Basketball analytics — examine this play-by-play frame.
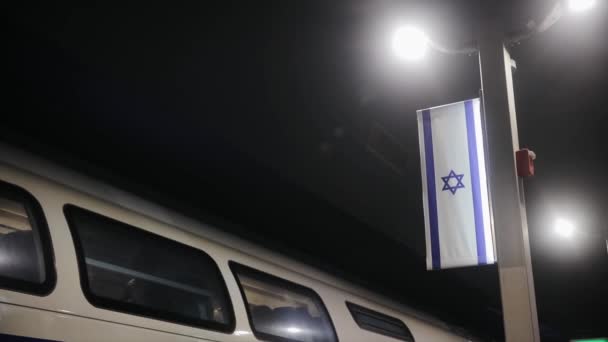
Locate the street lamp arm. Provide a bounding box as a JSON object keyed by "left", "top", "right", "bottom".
{"left": 505, "top": 1, "right": 564, "bottom": 46}
{"left": 536, "top": 2, "right": 564, "bottom": 33}
{"left": 421, "top": 0, "right": 566, "bottom": 56}
{"left": 392, "top": 26, "right": 478, "bottom": 60}
{"left": 394, "top": 0, "right": 596, "bottom": 61}
{"left": 427, "top": 39, "right": 479, "bottom": 56}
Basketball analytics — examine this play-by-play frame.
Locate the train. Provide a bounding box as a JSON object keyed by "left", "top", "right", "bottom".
{"left": 0, "top": 143, "right": 476, "bottom": 341}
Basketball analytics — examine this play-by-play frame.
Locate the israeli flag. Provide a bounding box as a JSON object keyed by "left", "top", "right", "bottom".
{"left": 417, "top": 98, "right": 496, "bottom": 270}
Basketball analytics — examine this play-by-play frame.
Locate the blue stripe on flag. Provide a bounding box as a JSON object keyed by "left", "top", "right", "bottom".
{"left": 464, "top": 100, "right": 487, "bottom": 265}
{"left": 422, "top": 109, "right": 441, "bottom": 270}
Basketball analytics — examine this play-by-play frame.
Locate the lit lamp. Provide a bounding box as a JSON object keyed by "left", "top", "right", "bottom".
{"left": 554, "top": 218, "right": 575, "bottom": 238}
{"left": 391, "top": 26, "right": 429, "bottom": 61}
{"left": 567, "top": 0, "right": 597, "bottom": 13}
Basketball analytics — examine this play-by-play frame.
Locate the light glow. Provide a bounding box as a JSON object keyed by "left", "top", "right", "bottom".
{"left": 286, "top": 327, "right": 302, "bottom": 334}
{"left": 568, "top": 0, "right": 596, "bottom": 13}
{"left": 391, "top": 26, "right": 428, "bottom": 61}
{"left": 555, "top": 218, "right": 575, "bottom": 238}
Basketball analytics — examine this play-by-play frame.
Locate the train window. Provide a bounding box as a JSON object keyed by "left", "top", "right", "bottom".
{"left": 64, "top": 205, "right": 235, "bottom": 333}
{"left": 0, "top": 180, "right": 55, "bottom": 295}
{"left": 230, "top": 262, "right": 338, "bottom": 342}
{"left": 346, "top": 302, "right": 414, "bottom": 341}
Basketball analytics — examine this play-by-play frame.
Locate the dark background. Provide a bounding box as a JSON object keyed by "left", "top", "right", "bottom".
{"left": 4, "top": 1, "right": 607, "bottom": 341}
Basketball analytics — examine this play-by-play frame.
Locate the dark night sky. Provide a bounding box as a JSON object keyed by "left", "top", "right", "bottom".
{"left": 4, "top": 1, "right": 608, "bottom": 341}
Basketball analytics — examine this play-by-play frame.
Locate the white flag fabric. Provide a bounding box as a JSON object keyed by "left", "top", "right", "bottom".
{"left": 417, "top": 98, "right": 496, "bottom": 270}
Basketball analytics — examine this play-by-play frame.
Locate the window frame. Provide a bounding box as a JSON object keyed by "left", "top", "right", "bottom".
{"left": 345, "top": 301, "right": 415, "bottom": 342}
{"left": 0, "top": 179, "right": 56, "bottom": 296}
{"left": 229, "top": 261, "right": 339, "bottom": 342}
{"left": 64, "top": 204, "right": 236, "bottom": 333}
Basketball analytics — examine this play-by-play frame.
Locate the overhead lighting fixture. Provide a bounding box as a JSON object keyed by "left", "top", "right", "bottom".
{"left": 554, "top": 218, "right": 575, "bottom": 238}
{"left": 568, "top": 0, "right": 596, "bottom": 13}
{"left": 392, "top": 26, "right": 429, "bottom": 61}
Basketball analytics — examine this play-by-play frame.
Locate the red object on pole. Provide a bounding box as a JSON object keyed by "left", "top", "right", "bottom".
{"left": 516, "top": 149, "right": 536, "bottom": 177}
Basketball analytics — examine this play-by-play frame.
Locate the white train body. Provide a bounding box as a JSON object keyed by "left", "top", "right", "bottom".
{"left": 0, "top": 144, "right": 472, "bottom": 342}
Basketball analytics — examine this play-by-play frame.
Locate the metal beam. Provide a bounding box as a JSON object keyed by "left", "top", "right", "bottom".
{"left": 478, "top": 2, "right": 541, "bottom": 341}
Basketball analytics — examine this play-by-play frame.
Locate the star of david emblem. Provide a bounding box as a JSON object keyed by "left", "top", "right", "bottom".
{"left": 441, "top": 170, "right": 465, "bottom": 195}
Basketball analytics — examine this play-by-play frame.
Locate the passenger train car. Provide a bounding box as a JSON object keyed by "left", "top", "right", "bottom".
{"left": 0, "top": 144, "right": 476, "bottom": 341}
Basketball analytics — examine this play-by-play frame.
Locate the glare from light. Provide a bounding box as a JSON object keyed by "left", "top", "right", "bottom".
{"left": 391, "top": 26, "right": 429, "bottom": 61}
{"left": 568, "top": 0, "right": 596, "bottom": 13}
{"left": 554, "top": 218, "right": 575, "bottom": 238}
{"left": 286, "top": 327, "right": 302, "bottom": 334}
{"left": 234, "top": 330, "right": 251, "bottom": 336}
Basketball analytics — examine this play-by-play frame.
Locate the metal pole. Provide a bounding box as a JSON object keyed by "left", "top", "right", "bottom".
{"left": 478, "top": 2, "right": 541, "bottom": 341}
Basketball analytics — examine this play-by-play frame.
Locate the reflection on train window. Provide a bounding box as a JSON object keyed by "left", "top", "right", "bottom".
{"left": 64, "top": 205, "right": 234, "bottom": 332}
{"left": 230, "top": 262, "right": 338, "bottom": 342}
{"left": 346, "top": 302, "right": 415, "bottom": 341}
{"left": 0, "top": 181, "right": 55, "bottom": 295}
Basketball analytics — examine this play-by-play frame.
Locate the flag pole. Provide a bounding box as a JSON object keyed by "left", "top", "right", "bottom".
{"left": 478, "top": 1, "right": 540, "bottom": 341}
